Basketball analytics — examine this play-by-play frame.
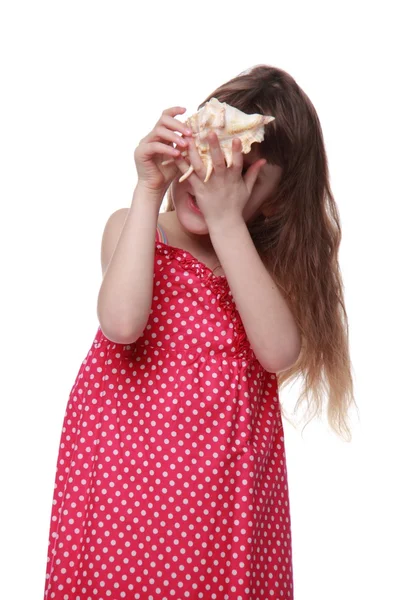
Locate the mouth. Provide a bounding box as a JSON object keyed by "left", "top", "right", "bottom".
{"left": 187, "top": 192, "right": 202, "bottom": 214}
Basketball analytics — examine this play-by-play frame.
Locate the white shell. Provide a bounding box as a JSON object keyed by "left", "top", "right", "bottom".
{"left": 164, "top": 97, "right": 275, "bottom": 183}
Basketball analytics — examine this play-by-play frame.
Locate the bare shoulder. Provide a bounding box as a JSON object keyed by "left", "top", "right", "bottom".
{"left": 157, "top": 209, "right": 171, "bottom": 230}
{"left": 157, "top": 209, "right": 176, "bottom": 243}
{"left": 100, "top": 208, "right": 130, "bottom": 277}
{"left": 100, "top": 208, "right": 167, "bottom": 277}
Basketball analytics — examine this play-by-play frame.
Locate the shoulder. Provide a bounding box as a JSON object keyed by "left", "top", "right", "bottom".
{"left": 157, "top": 209, "right": 175, "bottom": 243}
{"left": 157, "top": 209, "right": 170, "bottom": 229}
{"left": 100, "top": 208, "right": 130, "bottom": 276}
{"left": 106, "top": 207, "right": 130, "bottom": 223}
{"left": 101, "top": 207, "right": 130, "bottom": 236}
{"left": 100, "top": 208, "right": 166, "bottom": 277}
{"left": 105, "top": 207, "right": 167, "bottom": 230}
{"left": 101, "top": 208, "right": 130, "bottom": 248}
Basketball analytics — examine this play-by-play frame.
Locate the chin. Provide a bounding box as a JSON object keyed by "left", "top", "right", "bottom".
{"left": 173, "top": 190, "right": 210, "bottom": 235}
{"left": 179, "top": 213, "right": 210, "bottom": 237}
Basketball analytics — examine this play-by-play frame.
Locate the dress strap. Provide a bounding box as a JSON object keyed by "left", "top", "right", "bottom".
{"left": 156, "top": 223, "right": 168, "bottom": 244}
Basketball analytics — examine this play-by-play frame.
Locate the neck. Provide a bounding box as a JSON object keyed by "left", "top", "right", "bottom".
{"left": 165, "top": 210, "right": 216, "bottom": 253}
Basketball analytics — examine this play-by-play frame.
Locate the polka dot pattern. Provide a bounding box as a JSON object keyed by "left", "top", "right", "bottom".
{"left": 43, "top": 240, "right": 294, "bottom": 599}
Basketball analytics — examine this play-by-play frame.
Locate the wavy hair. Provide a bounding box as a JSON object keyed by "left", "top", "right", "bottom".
{"left": 164, "top": 64, "right": 358, "bottom": 442}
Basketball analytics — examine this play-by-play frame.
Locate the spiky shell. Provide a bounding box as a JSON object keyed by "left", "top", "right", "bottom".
{"left": 179, "top": 97, "right": 275, "bottom": 183}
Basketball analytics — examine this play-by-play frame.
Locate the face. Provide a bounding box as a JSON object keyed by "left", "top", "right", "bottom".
{"left": 241, "top": 148, "right": 283, "bottom": 223}
{"left": 170, "top": 147, "right": 283, "bottom": 239}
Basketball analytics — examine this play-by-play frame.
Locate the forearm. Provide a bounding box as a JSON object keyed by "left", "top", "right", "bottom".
{"left": 97, "top": 185, "right": 161, "bottom": 343}
{"left": 208, "top": 217, "right": 301, "bottom": 372}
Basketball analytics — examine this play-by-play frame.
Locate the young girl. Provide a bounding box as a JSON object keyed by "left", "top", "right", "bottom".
{"left": 43, "top": 65, "right": 356, "bottom": 600}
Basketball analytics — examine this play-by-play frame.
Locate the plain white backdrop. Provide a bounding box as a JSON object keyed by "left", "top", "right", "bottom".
{"left": 1, "top": 1, "right": 399, "bottom": 598}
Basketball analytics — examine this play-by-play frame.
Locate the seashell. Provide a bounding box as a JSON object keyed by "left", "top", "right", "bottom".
{"left": 162, "top": 97, "right": 275, "bottom": 183}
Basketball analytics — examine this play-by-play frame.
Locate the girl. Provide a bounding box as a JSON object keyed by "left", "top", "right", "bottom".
{"left": 43, "top": 65, "right": 356, "bottom": 599}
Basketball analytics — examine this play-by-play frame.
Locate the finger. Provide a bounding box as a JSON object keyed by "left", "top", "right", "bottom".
{"left": 161, "top": 153, "right": 187, "bottom": 166}
{"left": 186, "top": 138, "right": 206, "bottom": 178}
{"left": 231, "top": 138, "right": 244, "bottom": 171}
{"left": 161, "top": 149, "right": 190, "bottom": 166}
{"left": 159, "top": 113, "right": 193, "bottom": 138}
{"left": 174, "top": 159, "right": 195, "bottom": 183}
{"left": 173, "top": 154, "right": 190, "bottom": 171}
{"left": 207, "top": 132, "right": 226, "bottom": 174}
{"left": 243, "top": 158, "right": 267, "bottom": 192}
{"left": 140, "top": 141, "right": 182, "bottom": 159}
{"left": 152, "top": 125, "right": 188, "bottom": 148}
{"left": 162, "top": 106, "right": 187, "bottom": 117}
{"left": 173, "top": 155, "right": 197, "bottom": 183}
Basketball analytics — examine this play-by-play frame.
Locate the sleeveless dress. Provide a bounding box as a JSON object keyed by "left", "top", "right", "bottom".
{"left": 43, "top": 223, "right": 294, "bottom": 600}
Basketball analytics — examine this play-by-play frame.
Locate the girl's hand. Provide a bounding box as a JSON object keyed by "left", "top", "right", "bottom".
{"left": 174, "top": 132, "right": 266, "bottom": 225}
{"left": 134, "top": 107, "right": 192, "bottom": 195}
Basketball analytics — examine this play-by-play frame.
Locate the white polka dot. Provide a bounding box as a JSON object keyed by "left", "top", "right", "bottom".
{"left": 43, "top": 240, "right": 293, "bottom": 599}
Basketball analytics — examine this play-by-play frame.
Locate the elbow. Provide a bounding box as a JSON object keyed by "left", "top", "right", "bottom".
{"left": 268, "top": 355, "right": 298, "bottom": 374}
{"left": 99, "top": 325, "right": 143, "bottom": 345}
{"left": 262, "top": 354, "right": 298, "bottom": 374}
{"left": 97, "top": 294, "right": 149, "bottom": 345}
{"left": 261, "top": 339, "right": 302, "bottom": 374}
{"left": 97, "top": 309, "right": 145, "bottom": 345}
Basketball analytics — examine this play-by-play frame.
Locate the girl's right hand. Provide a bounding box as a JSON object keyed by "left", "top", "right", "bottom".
{"left": 134, "top": 106, "right": 192, "bottom": 195}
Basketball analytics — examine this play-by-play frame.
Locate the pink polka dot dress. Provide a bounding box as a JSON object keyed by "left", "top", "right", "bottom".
{"left": 43, "top": 224, "right": 294, "bottom": 599}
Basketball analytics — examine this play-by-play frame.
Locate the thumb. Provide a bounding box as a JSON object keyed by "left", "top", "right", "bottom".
{"left": 244, "top": 158, "right": 267, "bottom": 193}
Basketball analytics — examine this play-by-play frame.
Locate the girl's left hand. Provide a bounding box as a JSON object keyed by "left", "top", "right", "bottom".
{"left": 174, "top": 132, "right": 266, "bottom": 226}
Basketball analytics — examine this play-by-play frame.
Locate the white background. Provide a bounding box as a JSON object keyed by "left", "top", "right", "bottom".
{"left": 1, "top": 1, "right": 399, "bottom": 598}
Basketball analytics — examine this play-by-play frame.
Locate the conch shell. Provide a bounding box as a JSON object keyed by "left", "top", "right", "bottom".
{"left": 162, "top": 97, "right": 275, "bottom": 183}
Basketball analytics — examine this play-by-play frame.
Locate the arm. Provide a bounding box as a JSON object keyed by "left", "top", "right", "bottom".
{"left": 97, "top": 105, "right": 193, "bottom": 344}
{"left": 97, "top": 184, "right": 162, "bottom": 344}
{"left": 208, "top": 216, "right": 302, "bottom": 373}
{"left": 97, "top": 106, "right": 192, "bottom": 344}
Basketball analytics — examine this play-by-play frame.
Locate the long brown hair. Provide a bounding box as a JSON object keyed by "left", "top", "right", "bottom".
{"left": 164, "top": 65, "right": 358, "bottom": 442}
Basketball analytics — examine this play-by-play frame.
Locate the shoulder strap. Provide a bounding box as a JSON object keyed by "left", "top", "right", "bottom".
{"left": 156, "top": 223, "right": 168, "bottom": 244}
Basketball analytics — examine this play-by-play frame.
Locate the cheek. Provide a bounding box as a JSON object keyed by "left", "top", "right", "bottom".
{"left": 243, "top": 187, "right": 265, "bottom": 219}
{"left": 171, "top": 181, "right": 185, "bottom": 204}
{"left": 248, "top": 185, "right": 264, "bottom": 207}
